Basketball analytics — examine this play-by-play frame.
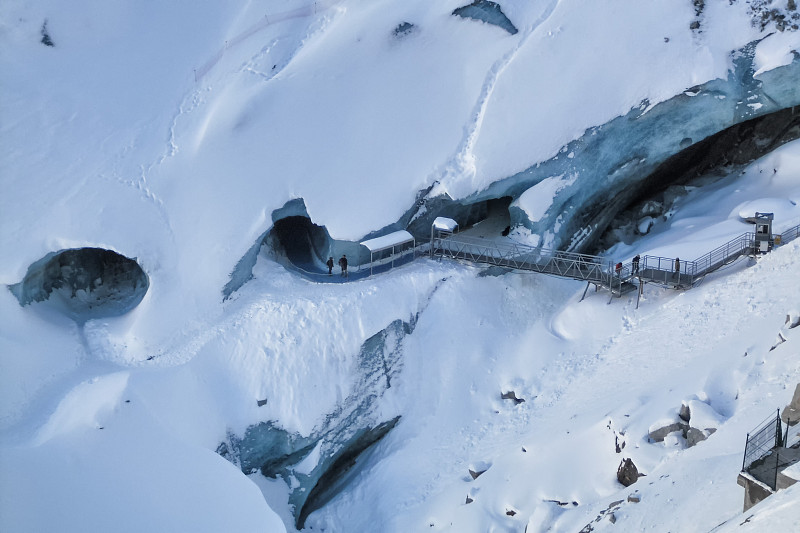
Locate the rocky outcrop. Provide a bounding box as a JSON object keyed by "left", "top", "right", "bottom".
{"left": 650, "top": 399, "right": 724, "bottom": 447}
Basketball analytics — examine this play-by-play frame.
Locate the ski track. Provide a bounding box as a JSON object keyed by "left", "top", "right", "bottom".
{"left": 437, "top": 0, "right": 561, "bottom": 194}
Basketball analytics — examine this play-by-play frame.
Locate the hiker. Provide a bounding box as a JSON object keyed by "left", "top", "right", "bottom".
{"left": 615, "top": 262, "right": 623, "bottom": 276}
{"left": 632, "top": 255, "right": 640, "bottom": 274}
{"left": 338, "top": 255, "right": 348, "bottom": 277}
{"left": 326, "top": 257, "right": 334, "bottom": 275}
{"left": 674, "top": 257, "right": 680, "bottom": 276}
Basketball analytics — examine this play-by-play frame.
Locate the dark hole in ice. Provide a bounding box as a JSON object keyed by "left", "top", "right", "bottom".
{"left": 597, "top": 106, "right": 800, "bottom": 249}
{"left": 267, "top": 216, "right": 332, "bottom": 271}
{"left": 8, "top": 248, "right": 148, "bottom": 321}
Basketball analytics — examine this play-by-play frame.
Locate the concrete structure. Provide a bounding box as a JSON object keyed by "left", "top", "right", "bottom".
{"left": 737, "top": 385, "right": 800, "bottom": 511}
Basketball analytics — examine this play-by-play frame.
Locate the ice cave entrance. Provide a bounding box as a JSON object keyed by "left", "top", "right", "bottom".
{"left": 268, "top": 216, "right": 332, "bottom": 272}
{"left": 456, "top": 196, "right": 512, "bottom": 238}
{"left": 8, "top": 248, "right": 149, "bottom": 321}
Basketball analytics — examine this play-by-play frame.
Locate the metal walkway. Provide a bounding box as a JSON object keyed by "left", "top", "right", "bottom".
{"left": 431, "top": 222, "right": 800, "bottom": 300}
{"left": 430, "top": 234, "right": 634, "bottom": 296}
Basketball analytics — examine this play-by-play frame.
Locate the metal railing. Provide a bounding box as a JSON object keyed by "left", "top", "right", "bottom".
{"left": 430, "top": 221, "right": 800, "bottom": 297}
{"left": 693, "top": 233, "right": 755, "bottom": 276}
{"left": 778, "top": 223, "right": 800, "bottom": 245}
{"left": 431, "top": 233, "right": 629, "bottom": 294}
{"left": 742, "top": 410, "right": 783, "bottom": 490}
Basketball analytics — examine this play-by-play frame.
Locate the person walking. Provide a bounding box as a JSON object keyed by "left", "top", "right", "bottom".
{"left": 615, "top": 262, "right": 623, "bottom": 277}
{"left": 338, "top": 255, "right": 348, "bottom": 278}
{"left": 632, "top": 254, "right": 640, "bottom": 274}
{"left": 674, "top": 257, "right": 680, "bottom": 278}
{"left": 326, "top": 257, "right": 334, "bottom": 275}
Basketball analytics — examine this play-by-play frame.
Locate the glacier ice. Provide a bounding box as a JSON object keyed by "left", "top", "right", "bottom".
{"left": 7, "top": 248, "right": 148, "bottom": 321}
{"left": 452, "top": 1, "right": 519, "bottom": 35}
{"left": 404, "top": 39, "right": 800, "bottom": 253}
{"left": 219, "top": 317, "right": 414, "bottom": 528}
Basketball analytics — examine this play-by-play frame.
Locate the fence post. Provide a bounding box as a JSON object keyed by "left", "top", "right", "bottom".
{"left": 742, "top": 432, "right": 750, "bottom": 472}
{"left": 774, "top": 448, "right": 780, "bottom": 491}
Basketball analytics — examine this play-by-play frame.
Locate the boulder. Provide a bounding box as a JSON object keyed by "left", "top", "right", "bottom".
{"left": 617, "top": 458, "right": 641, "bottom": 487}
{"left": 686, "top": 428, "right": 707, "bottom": 447}
{"left": 648, "top": 421, "right": 689, "bottom": 442}
{"left": 501, "top": 391, "right": 525, "bottom": 404}
{"left": 679, "top": 402, "right": 691, "bottom": 422}
{"left": 687, "top": 400, "right": 724, "bottom": 431}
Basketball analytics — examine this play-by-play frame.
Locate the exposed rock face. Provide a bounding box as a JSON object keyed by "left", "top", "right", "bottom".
{"left": 617, "top": 458, "right": 641, "bottom": 487}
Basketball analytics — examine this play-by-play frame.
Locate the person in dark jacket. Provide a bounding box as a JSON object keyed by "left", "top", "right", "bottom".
{"left": 338, "top": 255, "right": 348, "bottom": 277}
{"left": 326, "top": 257, "right": 334, "bottom": 275}
{"left": 632, "top": 254, "right": 640, "bottom": 274}
{"left": 674, "top": 257, "right": 680, "bottom": 279}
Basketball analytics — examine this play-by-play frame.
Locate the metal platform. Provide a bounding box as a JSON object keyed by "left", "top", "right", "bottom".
{"left": 430, "top": 234, "right": 630, "bottom": 296}
{"left": 430, "top": 221, "right": 800, "bottom": 301}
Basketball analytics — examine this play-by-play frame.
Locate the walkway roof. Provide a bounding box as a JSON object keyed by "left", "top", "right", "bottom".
{"left": 360, "top": 230, "right": 414, "bottom": 253}
{"left": 433, "top": 217, "right": 458, "bottom": 232}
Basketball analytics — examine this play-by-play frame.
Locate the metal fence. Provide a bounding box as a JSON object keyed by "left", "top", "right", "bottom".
{"left": 742, "top": 410, "right": 784, "bottom": 490}
{"left": 777, "top": 223, "right": 800, "bottom": 245}
{"left": 431, "top": 233, "right": 628, "bottom": 294}
{"left": 693, "top": 233, "right": 755, "bottom": 276}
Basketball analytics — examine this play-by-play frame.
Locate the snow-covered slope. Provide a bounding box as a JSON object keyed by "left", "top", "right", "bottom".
{"left": 1, "top": 0, "right": 800, "bottom": 531}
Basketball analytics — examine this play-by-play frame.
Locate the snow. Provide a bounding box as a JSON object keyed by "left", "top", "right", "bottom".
{"left": 687, "top": 399, "right": 726, "bottom": 431}
{"left": 2, "top": 1, "right": 800, "bottom": 532}
{"left": 514, "top": 173, "right": 577, "bottom": 223}
{"left": 754, "top": 29, "right": 800, "bottom": 77}
{"left": 781, "top": 460, "right": 800, "bottom": 482}
{"left": 360, "top": 230, "right": 414, "bottom": 253}
{"left": 433, "top": 217, "right": 459, "bottom": 232}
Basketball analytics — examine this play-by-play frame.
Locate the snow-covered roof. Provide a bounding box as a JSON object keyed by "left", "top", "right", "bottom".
{"left": 360, "top": 230, "right": 415, "bottom": 253}
{"left": 433, "top": 217, "right": 459, "bottom": 232}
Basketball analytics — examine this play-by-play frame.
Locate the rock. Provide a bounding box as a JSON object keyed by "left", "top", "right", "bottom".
{"left": 465, "top": 495, "right": 473, "bottom": 504}
{"left": 687, "top": 400, "right": 724, "bottom": 432}
{"left": 686, "top": 427, "right": 707, "bottom": 447}
{"left": 608, "top": 512, "right": 616, "bottom": 524}
{"left": 469, "top": 468, "right": 487, "bottom": 480}
{"left": 627, "top": 494, "right": 640, "bottom": 503}
{"left": 648, "top": 421, "right": 689, "bottom": 442}
{"left": 607, "top": 500, "right": 624, "bottom": 509}
{"left": 617, "top": 458, "right": 641, "bottom": 487}
{"left": 679, "top": 402, "right": 691, "bottom": 422}
{"left": 257, "top": 398, "right": 268, "bottom": 407}
{"left": 506, "top": 509, "right": 517, "bottom": 517}
{"left": 501, "top": 391, "right": 525, "bottom": 404}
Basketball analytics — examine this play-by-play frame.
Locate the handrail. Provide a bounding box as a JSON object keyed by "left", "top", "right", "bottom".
{"left": 777, "top": 222, "right": 800, "bottom": 245}
{"left": 431, "top": 221, "right": 800, "bottom": 298}
{"left": 431, "top": 233, "right": 629, "bottom": 294}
